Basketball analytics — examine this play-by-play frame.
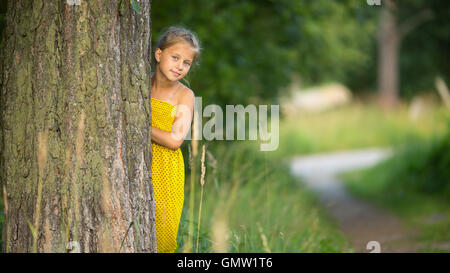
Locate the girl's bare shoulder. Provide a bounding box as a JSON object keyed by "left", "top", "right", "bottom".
{"left": 176, "top": 82, "right": 195, "bottom": 103}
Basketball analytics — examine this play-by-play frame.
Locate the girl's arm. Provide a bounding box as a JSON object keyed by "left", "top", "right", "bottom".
{"left": 151, "top": 90, "right": 195, "bottom": 150}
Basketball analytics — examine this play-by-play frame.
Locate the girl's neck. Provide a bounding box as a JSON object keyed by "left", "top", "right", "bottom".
{"left": 151, "top": 67, "right": 178, "bottom": 91}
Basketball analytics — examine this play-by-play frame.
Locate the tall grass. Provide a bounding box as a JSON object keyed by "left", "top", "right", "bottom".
{"left": 0, "top": 194, "right": 3, "bottom": 251}
{"left": 195, "top": 145, "right": 206, "bottom": 252}
{"left": 177, "top": 141, "right": 352, "bottom": 253}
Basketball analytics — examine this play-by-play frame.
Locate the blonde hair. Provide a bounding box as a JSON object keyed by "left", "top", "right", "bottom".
{"left": 156, "top": 26, "right": 202, "bottom": 64}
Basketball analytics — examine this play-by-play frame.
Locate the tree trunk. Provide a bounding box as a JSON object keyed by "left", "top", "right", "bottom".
{"left": 378, "top": 0, "right": 399, "bottom": 108}
{"left": 0, "top": 0, "right": 156, "bottom": 253}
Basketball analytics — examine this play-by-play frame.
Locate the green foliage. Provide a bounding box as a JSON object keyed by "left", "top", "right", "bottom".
{"left": 151, "top": 0, "right": 450, "bottom": 104}
{"left": 390, "top": 121, "right": 450, "bottom": 195}
{"left": 152, "top": 0, "right": 377, "bottom": 106}
{"left": 293, "top": 0, "right": 378, "bottom": 91}
{"left": 397, "top": 0, "right": 450, "bottom": 98}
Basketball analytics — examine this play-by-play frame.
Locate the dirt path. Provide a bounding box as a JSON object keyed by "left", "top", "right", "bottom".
{"left": 290, "top": 148, "right": 421, "bottom": 253}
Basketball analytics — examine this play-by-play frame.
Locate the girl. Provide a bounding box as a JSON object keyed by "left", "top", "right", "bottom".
{"left": 150, "top": 26, "right": 201, "bottom": 253}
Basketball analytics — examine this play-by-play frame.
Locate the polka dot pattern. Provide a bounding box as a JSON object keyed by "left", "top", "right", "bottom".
{"left": 151, "top": 98, "right": 185, "bottom": 253}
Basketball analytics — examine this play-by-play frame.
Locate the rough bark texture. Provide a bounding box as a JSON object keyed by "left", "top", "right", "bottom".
{"left": 0, "top": 0, "right": 156, "bottom": 252}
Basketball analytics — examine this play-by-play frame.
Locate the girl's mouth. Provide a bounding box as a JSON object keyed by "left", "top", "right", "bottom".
{"left": 171, "top": 71, "right": 181, "bottom": 77}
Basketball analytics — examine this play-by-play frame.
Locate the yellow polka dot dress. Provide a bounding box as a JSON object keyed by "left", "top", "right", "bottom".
{"left": 151, "top": 97, "right": 185, "bottom": 253}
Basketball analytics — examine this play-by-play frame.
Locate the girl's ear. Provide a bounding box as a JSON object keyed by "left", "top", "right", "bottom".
{"left": 155, "top": 48, "right": 162, "bottom": 63}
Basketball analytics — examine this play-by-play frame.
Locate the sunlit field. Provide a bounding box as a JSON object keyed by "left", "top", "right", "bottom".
{"left": 276, "top": 101, "right": 448, "bottom": 160}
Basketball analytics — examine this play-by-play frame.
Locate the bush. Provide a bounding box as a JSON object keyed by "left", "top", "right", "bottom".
{"left": 390, "top": 119, "right": 450, "bottom": 197}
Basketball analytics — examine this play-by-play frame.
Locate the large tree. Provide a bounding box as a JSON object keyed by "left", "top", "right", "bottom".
{"left": 0, "top": 0, "right": 156, "bottom": 252}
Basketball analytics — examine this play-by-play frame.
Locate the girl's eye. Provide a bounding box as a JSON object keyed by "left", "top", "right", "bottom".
{"left": 172, "top": 56, "right": 178, "bottom": 60}
{"left": 184, "top": 62, "right": 191, "bottom": 66}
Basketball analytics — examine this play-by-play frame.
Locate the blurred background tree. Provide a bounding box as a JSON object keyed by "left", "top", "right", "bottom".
{"left": 377, "top": 0, "right": 448, "bottom": 107}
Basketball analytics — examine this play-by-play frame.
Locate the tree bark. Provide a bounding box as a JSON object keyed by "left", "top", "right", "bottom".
{"left": 0, "top": 0, "right": 156, "bottom": 253}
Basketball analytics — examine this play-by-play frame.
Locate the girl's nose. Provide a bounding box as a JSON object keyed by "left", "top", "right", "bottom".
{"left": 176, "top": 60, "right": 183, "bottom": 70}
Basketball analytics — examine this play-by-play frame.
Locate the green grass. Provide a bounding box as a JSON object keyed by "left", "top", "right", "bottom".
{"left": 176, "top": 141, "right": 353, "bottom": 253}
{"left": 341, "top": 124, "right": 450, "bottom": 252}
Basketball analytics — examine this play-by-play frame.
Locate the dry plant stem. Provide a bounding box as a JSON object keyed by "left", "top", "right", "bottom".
{"left": 196, "top": 145, "right": 206, "bottom": 252}
{"left": 196, "top": 185, "right": 204, "bottom": 252}
{"left": 184, "top": 151, "right": 196, "bottom": 252}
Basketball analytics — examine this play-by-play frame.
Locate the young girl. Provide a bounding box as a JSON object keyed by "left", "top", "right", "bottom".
{"left": 150, "top": 26, "right": 200, "bottom": 253}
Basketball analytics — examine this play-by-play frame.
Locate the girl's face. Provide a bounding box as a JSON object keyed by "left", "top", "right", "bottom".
{"left": 155, "top": 42, "right": 196, "bottom": 82}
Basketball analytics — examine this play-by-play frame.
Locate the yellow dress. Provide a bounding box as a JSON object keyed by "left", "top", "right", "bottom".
{"left": 151, "top": 97, "right": 185, "bottom": 253}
